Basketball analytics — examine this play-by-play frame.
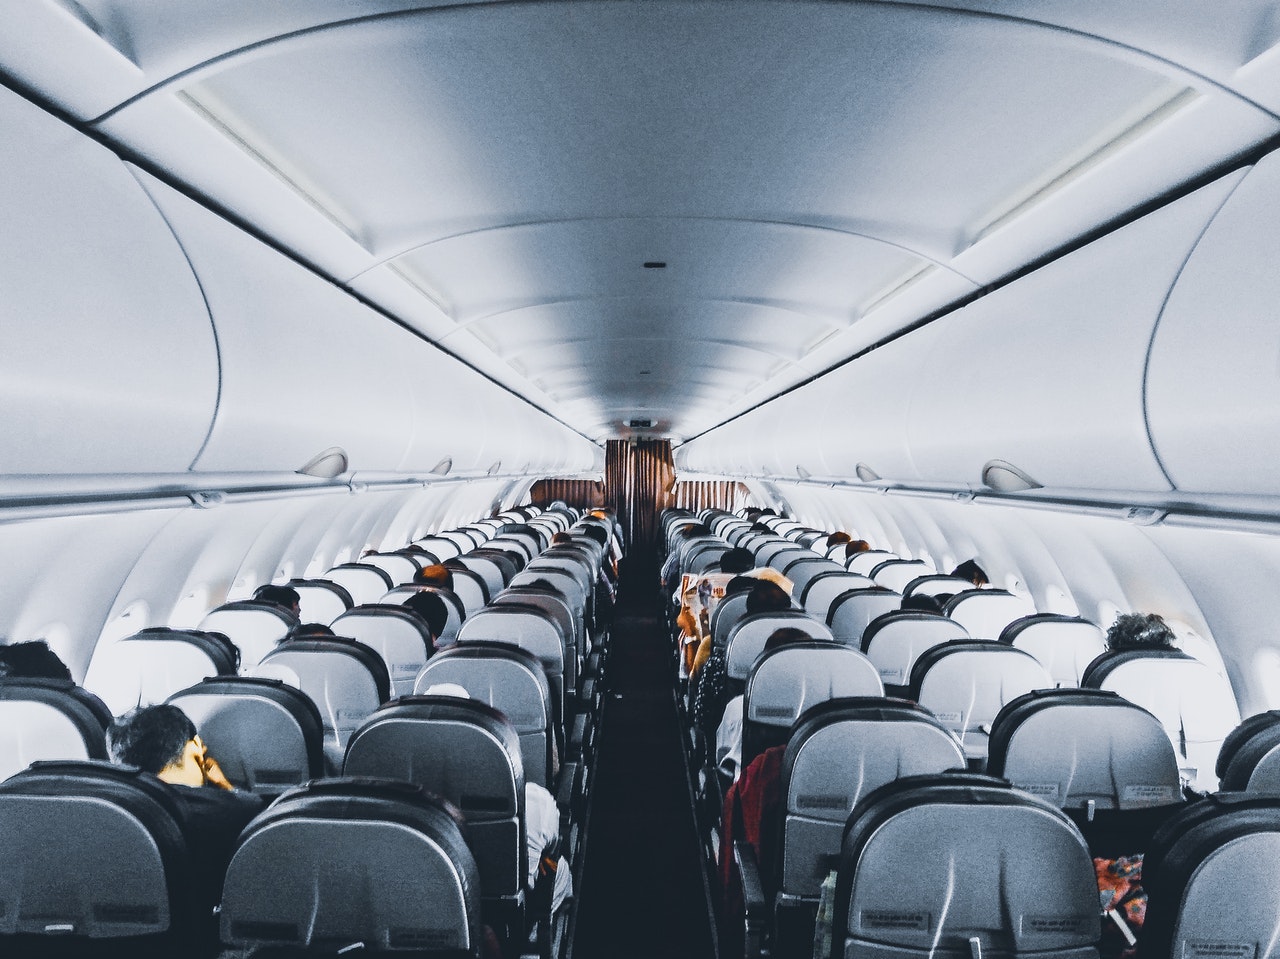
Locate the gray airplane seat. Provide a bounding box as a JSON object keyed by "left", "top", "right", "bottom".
{"left": 760, "top": 698, "right": 965, "bottom": 959}
{"left": 472, "top": 546, "right": 525, "bottom": 581}
{"left": 324, "top": 562, "right": 395, "bottom": 606}
{"left": 909, "top": 641, "right": 1054, "bottom": 765}
{"left": 860, "top": 610, "right": 971, "bottom": 696}
{"left": 1217, "top": 710, "right": 1280, "bottom": 792}
{"left": 331, "top": 604, "right": 437, "bottom": 697}
{"left": 986, "top": 688, "right": 1185, "bottom": 856}
{"left": 416, "top": 536, "right": 463, "bottom": 562}
{"left": 779, "top": 557, "right": 837, "bottom": 595}
{"left": 1000, "top": 614, "right": 1107, "bottom": 688}
{"left": 741, "top": 643, "right": 883, "bottom": 769}
{"left": 285, "top": 578, "right": 354, "bottom": 625}
{"left": 342, "top": 696, "right": 526, "bottom": 938}
{"left": 456, "top": 554, "right": 509, "bottom": 602}
{"left": 0, "top": 759, "right": 198, "bottom": 957}
{"left": 84, "top": 625, "right": 241, "bottom": 716}
{"left": 942, "top": 588, "right": 1038, "bottom": 639}
{"left": 845, "top": 549, "right": 898, "bottom": 575}
{"left": 869, "top": 559, "right": 935, "bottom": 593}
{"left": 439, "top": 562, "right": 493, "bottom": 613}
{"left": 458, "top": 606, "right": 568, "bottom": 725}
{"left": 1082, "top": 648, "right": 1240, "bottom": 793}
{"left": 1140, "top": 792, "right": 1280, "bottom": 959}
{"left": 712, "top": 592, "right": 753, "bottom": 651}
{"left": 725, "top": 612, "right": 835, "bottom": 688}
{"left": 383, "top": 585, "right": 466, "bottom": 638}
{"left": 800, "top": 572, "right": 875, "bottom": 623}
{"left": 495, "top": 586, "right": 581, "bottom": 669}
{"left": 199, "top": 599, "right": 297, "bottom": 668}
{"left": 830, "top": 771, "right": 1099, "bottom": 959}
{"left": 0, "top": 676, "right": 111, "bottom": 781}
{"left": 220, "top": 777, "right": 482, "bottom": 958}
{"left": 826, "top": 587, "right": 903, "bottom": 650}
{"left": 901, "top": 574, "right": 976, "bottom": 600}
{"left": 256, "top": 635, "right": 391, "bottom": 773}
{"left": 416, "top": 642, "right": 556, "bottom": 790}
{"left": 360, "top": 551, "right": 424, "bottom": 585}
{"left": 165, "top": 675, "right": 325, "bottom": 797}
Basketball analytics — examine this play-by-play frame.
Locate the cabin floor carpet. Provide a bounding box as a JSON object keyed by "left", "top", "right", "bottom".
{"left": 570, "top": 558, "right": 717, "bottom": 959}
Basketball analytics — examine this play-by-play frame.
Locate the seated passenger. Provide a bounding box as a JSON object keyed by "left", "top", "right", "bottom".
{"left": 900, "top": 593, "right": 945, "bottom": 614}
{"left": 253, "top": 583, "right": 302, "bottom": 618}
{"left": 714, "top": 626, "right": 813, "bottom": 782}
{"left": 688, "top": 574, "right": 757, "bottom": 679}
{"left": 844, "top": 539, "right": 872, "bottom": 558}
{"left": 285, "top": 622, "right": 336, "bottom": 641}
{"left": 950, "top": 559, "right": 990, "bottom": 588}
{"left": 401, "top": 591, "right": 451, "bottom": 653}
{"left": 0, "top": 638, "right": 73, "bottom": 680}
{"left": 106, "top": 704, "right": 266, "bottom": 915}
{"left": 826, "top": 531, "right": 853, "bottom": 550}
{"left": 1106, "top": 611, "right": 1178, "bottom": 651}
{"left": 423, "top": 683, "right": 572, "bottom": 916}
{"left": 679, "top": 547, "right": 755, "bottom": 677}
{"left": 413, "top": 563, "right": 455, "bottom": 590}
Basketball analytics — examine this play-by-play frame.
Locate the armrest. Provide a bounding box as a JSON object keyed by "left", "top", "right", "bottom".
{"left": 734, "top": 840, "right": 769, "bottom": 959}
{"left": 567, "top": 712, "right": 588, "bottom": 761}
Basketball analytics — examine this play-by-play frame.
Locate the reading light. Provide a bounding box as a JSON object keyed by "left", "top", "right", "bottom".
{"left": 297, "top": 447, "right": 349, "bottom": 479}
{"left": 981, "top": 459, "right": 1043, "bottom": 492}
{"left": 855, "top": 463, "right": 881, "bottom": 483}
{"left": 430, "top": 457, "right": 453, "bottom": 476}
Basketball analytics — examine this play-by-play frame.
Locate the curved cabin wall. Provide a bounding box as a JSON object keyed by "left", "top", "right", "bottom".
{"left": 0, "top": 82, "right": 601, "bottom": 479}
{"left": 677, "top": 169, "right": 1250, "bottom": 494}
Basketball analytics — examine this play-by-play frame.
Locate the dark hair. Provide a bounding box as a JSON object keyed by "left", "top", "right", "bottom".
{"left": 106, "top": 704, "right": 196, "bottom": 774}
{"left": 719, "top": 548, "right": 754, "bottom": 575}
{"left": 745, "top": 580, "right": 791, "bottom": 615}
{"left": 287, "top": 622, "right": 335, "bottom": 641}
{"left": 951, "top": 560, "right": 989, "bottom": 588}
{"left": 826, "top": 532, "right": 853, "bottom": 548}
{"left": 844, "top": 540, "right": 871, "bottom": 557}
{"left": 254, "top": 584, "right": 301, "bottom": 613}
{"left": 521, "top": 578, "right": 560, "bottom": 594}
{"left": 402, "top": 591, "right": 450, "bottom": 639}
{"left": 1106, "top": 612, "right": 1177, "bottom": 652}
{"left": 552, "top": 531, "right": 573, "bottom": 545}
{"left": 724, "top": 575, "right": 757, "bottom": 598}
{"left": 763, "top": 627, "right": 813, "bottom": 654}
{"left": 414, "top": 564, "right": 455, "bottom": 590}
{"left": 901, "top": 593, "right": 944, "bottom": 614}
{"left": 0, "top": 640, "right": 72, "bottom": 681}
{"left": 581, "top": 526, "right": 608, "bottom": 547}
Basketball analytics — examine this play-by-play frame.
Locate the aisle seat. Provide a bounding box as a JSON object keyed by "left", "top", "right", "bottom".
{"left": 330, "top": 604, "right": 436, "bottom": 697}
{"left": 724, "top": 612, "right": 834, "bottom": 685}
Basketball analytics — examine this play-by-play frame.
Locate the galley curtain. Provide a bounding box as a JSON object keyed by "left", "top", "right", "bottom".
{"left": 605, "top": 439, "right": 675, "bottom": 554}
{"left": 529, "top": 479, "right": 606, "bottom": 509}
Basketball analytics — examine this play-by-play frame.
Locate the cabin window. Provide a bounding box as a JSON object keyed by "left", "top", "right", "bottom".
{"left": 170, "top": 588, "right": 209, "bottom": 628}
{"left": 98, "top": 600, "right": 149, "bottom": 646}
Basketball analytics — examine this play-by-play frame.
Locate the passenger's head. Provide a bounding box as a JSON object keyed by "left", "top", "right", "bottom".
{"left": 763, "top": 627, "right": 814, "bottom": 654}
{"left": 901, "top": 593, "right": 944, "bottom": 614}
{"left": 107, "top": 704, "right": 210, "bottom": 787}
{"left": 582, "top": 526, "right": 608, "bottom": 547}
{"left": 552, "top": 531, "right": 573, "bottom": 546}
{"left": 719, "top": 547, "right": 754, "bottom": 575}
{"left": 414, "top": 563, "right": 455, "bottom": 590}
{"left": 844, "top": 540, "right": 872, "bottom": 557}
{"left": 951, "top": 560, "right": 989, "bottom": 588}
{"left": 253, "top": 584, "right": 301, "bottom": 617}
{"left": 825, "top": 531, "right": 853, "bottom": 549}
{"left": 724, "top": 575, "right": 757, "bottom": 598}
{"left": 1106, "top": 612, "right": 1178, "bottom": 652}
{"left": 286, "top": 622, "right": 335, "bottom": 641}
{"left": 402, "top": 591, "right": 450, "bottom": 641}
{"left": 0, "top": 639, "right": 72, "bottom": 681}
{"left": 745, "top": 580, "right": 792, "bottom": 615}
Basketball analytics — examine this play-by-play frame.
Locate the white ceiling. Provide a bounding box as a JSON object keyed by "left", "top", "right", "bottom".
{"left": 5, "top": 0, "right": 1280, "bottom": 443}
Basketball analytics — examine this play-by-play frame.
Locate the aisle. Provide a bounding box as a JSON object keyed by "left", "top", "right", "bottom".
{"left": 570, "top": 559, "right": 717, "bottom": 959}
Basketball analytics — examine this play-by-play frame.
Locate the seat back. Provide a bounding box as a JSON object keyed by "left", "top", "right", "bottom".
{"left": 84, "top": 626, "right": 239, "bottom": 715}
{"left": 942, "top": 588, "right": 1037, "bottom": 638}
{"left": 742, "top": 644, "right": 883, "bottom": 765}
{"left": 441, "top": 565, "right": 490, "bottom": 614}
{"left": 359, "top": 552, "right": 423, "bottom": 585}
{"left": 220, "top": 777, "right": 481, "bottom": 955}
{"left": 800, "top": 572, "right": 875, "bottom": 623}
{"left": 166, "top": 675, "right": 325, "bottom": 796}
{"left": 999, "top": 614, "right": 1106, "bottom": 688}
{"left": 457, "top": 607, "right": 567, "bottom": 722}
{"left": 711, "top": 592, "right": 753, "bottom": 650}
{"left": 987, "top": 688, "right": 1181, "bottom": 812}
{"left": 909, "top": 641, "right": 1054, "bottom": 763}
{"left": 860, "top": 611, "right": 971, "bottom": 691}
{"left": 869, "top": 559, "right": 935, "bottom": 592}
{"left": 1141, "top": 793, "right": 1280, "bottom": 959}
{"left": 834, "top": 773, "right": 1099, "bottom": 959}
{"left": 1083, "top": 649, "right": 1240, "bottom": 791}
{"left": 845, "top": 550, "right": 898, "bottom": 575}
{"left": 343, "top": 697, "right": 525, "bottom": 903}
{"left": 783, "top": 558, "right": 843, "bottom": 597}
{"left": 0, "top": 760, "right": 191, "bottom": 946}
{"left": 901, "top": 574, "right": 977, "bottom": 600}
{"left": 1218, "top": 710, "right": 1280, "bottom": 792}
{"left": 383, "top": 585, "right": 466, "bottom": 642}
{"left": 416, "top": 642, "right": 555, "bottom": 788}
{"left": 827, "top": 587, "right": 901, "bottom": 649}
{"left": 725, "top": 612, "right": 834, "bottom": 683}
{"left": 286, "top": 578, "right": 353, "bottom": 624}
{"left": 331, "top": 604, "right": 436, "bottom": 697}
{"left": 256, "top": 637, "right": 390, "bottom": 770}
{"left": 415, "top": 536, "right": 463, "bottom": 561}
{"left": 0, "top": 678, "right": 110, "bottom": 781}
{"left": 323, "top": 563, "right": 394, "bottom": 606}
{"left": 494, "top": 588, "right": 581, "bottom": 664}
{"left": 456, "top": 554, "right": 508, "bottom": 601}
{"left": 779, "top": 699, "right": 964, "bottom": 900}
{"left": 198, "top": 600, "right": 295, "bottom": 667}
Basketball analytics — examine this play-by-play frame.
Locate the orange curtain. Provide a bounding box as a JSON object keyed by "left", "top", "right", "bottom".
{"left": 672, "top": 480, "right": 750, "bottom": 514}
{"left": 529, "top": 479, "right": 606, "bottom": 509}
{"left": 605, "top": 439, "right": 675, "bottom": 552}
